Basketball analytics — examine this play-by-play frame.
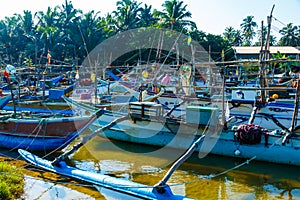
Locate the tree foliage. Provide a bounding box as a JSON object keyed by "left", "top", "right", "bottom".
{"left": 0, "top": 1, "right": 298, "bottom": 67}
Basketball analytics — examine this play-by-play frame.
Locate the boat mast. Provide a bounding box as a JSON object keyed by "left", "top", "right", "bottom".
{"left": 259, "top": 4, "right": 275, "bottom": 103}
{"left": 221, "top": 50, "right": 225, "bottom": 125}
{"left": 291, "top": 80, "right": 300, "bottom": 131}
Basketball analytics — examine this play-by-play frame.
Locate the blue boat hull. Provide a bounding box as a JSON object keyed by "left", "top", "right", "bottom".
{"left": 18, "top": 149, "right": 192, "bottom": 199}
{"left": 0, "top": 132, "right": 79, "bottom": 151}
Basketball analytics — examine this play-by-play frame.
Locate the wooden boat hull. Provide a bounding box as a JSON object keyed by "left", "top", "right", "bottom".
{"left": 0, "top": 132, "right": 78, "bottom": 151}
{"left": 0, "top": 116, "right": 95, "bottom": 151}
{"left": 4, "top": 101, "right": 74, "bottom": 115}
{"left": 18, "top": 149, "right": 192, "bottom": 199}
{"left": 91, "top": 111, "right": 300, "bottom": 166}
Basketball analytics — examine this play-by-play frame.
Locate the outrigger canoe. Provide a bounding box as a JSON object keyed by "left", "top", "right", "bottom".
{"left": 18, "top": 149, "right": 192, "bottom": 199}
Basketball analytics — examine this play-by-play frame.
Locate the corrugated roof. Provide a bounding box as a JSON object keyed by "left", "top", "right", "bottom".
{"left": 232, "top": 46, "right": 300, "bottom": 54}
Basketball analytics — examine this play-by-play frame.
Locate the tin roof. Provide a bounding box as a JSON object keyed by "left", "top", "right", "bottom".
{"left": 232, "top": 46, "right": 300, "bottom": 54}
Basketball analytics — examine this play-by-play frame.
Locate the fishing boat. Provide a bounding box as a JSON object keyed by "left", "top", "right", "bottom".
{"left": 220, "top": 86, "right": 300, "bottom": 130}
{"left": 0, "top": 97, "right": 102, "bottom": 151}
{"left": 19, "top": 149, "right": 191, "bottom": 199}
{"left": 3, "top": 87, "right": 75, "bottom": 115}
{"left": 1, "top": 66, "right": 76, "bottom": 115}
{"left": 18, "top": 96, "right": 300, "bottom": 199}
{"left": 82, "top": 94, "right": 300, "bottom": 167}
{"left": 18, "top": 98, "right": 197, "bottom": 199}
{"left": 3, "top": 100, "right": 73, "bottom": 115}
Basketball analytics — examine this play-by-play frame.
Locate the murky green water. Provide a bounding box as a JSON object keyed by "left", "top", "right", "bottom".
{"left": 70, "top": 136, "right": 300, "bottom": 199}
{"left": 2, "top": 134, "right": 300, "bottom": 200}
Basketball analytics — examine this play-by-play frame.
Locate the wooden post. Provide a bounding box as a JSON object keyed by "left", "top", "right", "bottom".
{"left": 9, "top": 82, "right": 16, "bottom": 118}
{"left": 221, "top": 50, "right": 225, "bottom": 125}
{"left": 291, "top": 79, "right": 300, "bottom": 131}
{"left": 42, "top": 71, "right": 46, "bottom": 102}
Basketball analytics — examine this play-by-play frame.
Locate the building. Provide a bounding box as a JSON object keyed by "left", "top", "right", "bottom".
{"left": 232, "top": 46, "right": 300, "bottom": 60}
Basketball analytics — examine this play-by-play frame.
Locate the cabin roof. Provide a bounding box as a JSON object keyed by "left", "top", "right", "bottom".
{"left": 232, "top": 46, "right": 300, "bottom": 54}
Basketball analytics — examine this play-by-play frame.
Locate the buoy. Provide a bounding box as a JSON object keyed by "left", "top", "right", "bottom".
{"left": 142, "top": 70, "right": 149, "bottom": 79}
{"left": 272, "top": 94, "right": 279, "bottom": 99}
{"left": 234, "top": 149, "right": 241, "bottom": 156}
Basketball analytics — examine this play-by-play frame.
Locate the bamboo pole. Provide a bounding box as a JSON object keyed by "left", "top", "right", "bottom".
{"left": 291, "top": 79, "right": 300, "bottom": 131}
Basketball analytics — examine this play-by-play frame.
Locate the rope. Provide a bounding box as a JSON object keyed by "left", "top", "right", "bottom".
{"left": 273, "top": 16, "right": 287, "bottom": 26}
{"left": 164, "top": 133, "right": 285, "bottom": 187}
{"left": 8, "top": 118, "right": 46, "bottom": 152}
{"left": 151, "top": 28, "right": 184, "bottom": 84}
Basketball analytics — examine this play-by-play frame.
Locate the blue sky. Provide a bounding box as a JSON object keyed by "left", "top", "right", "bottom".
{"left": 1, "top": 0, "right": 300, "bottom": 40}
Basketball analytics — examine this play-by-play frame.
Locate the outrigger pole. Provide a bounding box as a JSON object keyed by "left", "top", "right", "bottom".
{"left": 154, "top": 134, "right": 206, "bottom": 191}
{"left": 52, "top": 114, "right": 129, "bottom": 166}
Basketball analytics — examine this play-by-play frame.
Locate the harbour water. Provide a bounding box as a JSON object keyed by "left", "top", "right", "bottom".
{"left": 3, "top": 133, "right": 300, "bottom": 200}
{"left": 69, "top": 135, "right": 300, "bottom": 199}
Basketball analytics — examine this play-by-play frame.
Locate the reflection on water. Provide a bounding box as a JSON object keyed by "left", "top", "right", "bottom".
{"left": 69, "top": 136, "right": 300, "bottom": 200}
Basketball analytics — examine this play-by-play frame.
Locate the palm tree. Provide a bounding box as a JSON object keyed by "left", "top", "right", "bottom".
{"left": 35, "top": 6, "right": 62, "bottom": 64}
{"left": 15, "top": 11, "right": 38, "bottom": 64}
{"left": 256, "top": 25, "right": 267, "bottom": 46}
{"left": 57, "top": 0, "right": 82, "bottom": 64}
{"left": 0, "top": 15, "right": 26, "bottom": 64}
{"left": 278, "top": 23, "right": 299, "bottom": 46}
{"left": 223, "top": 27, "right": 235, "bottom": 42}
{"left": 232, "top": 30, "right": 244, "bottom": 46}
{"left": 138, "top": 4, "right": 157, "bottom": 27}
{"left": 155, "top": 0, "right": 196, "bottom": 31}
{"left": 254, "top": 25, "right": 277, "bottom": 46}
{"left": 76, "top": 11, "right": 106, "bottom": 60}
{"left": 111, "top": 0, "right": 142, "bottom": 32}
{"left": 269, "top": 35, "right": 277, "bottom": 46}
{"left": 223, "top": 27, "right": 243, "bottom": 46}
{"left": 240, "top": 16, "right": 257, "bottom": 45}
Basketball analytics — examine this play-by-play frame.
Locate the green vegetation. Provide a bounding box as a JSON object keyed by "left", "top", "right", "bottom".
{"left": 0, "top": 0, "right": 299, "bottom": 67}
{"left": 0, "top": 161, "right": 24, "bottom": 200}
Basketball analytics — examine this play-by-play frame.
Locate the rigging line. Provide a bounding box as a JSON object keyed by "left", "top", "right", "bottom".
{"left": 213, "top": 49, "right": 234, "bottom": 62}
{"left": 78, "top": 25, "right": 92, "bottom": 69}
{"left": 146, "top": 29, "right": 159, "bottom": 65}
{"left": 273, "top": 16, "right": 287, "bottom": 27}
{"left": 271, "top": 25, "right": 281, "bottom": 33}
{"left": 40, "top": 130, "right": 81, "bottom": 159}
{"left": 204, "top": 135, "right": 284, "bottom": 179}
{"left": 9, "top": 118, "right": 46, "bottom": 153}
{"left": 168, "top": 135, "right": 286, "bottom": 187}
{"left": 151, "top": 28, "right": 185, "bottom": 84}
